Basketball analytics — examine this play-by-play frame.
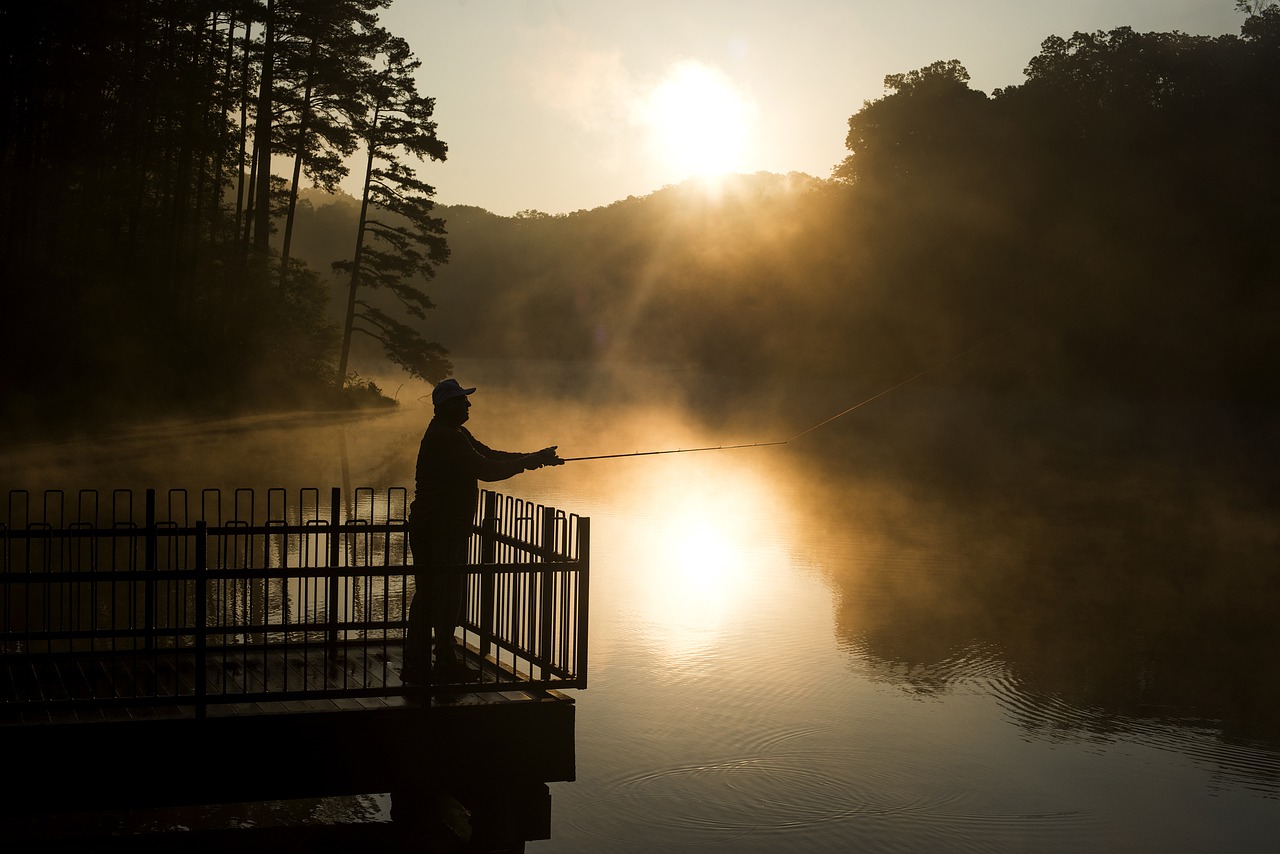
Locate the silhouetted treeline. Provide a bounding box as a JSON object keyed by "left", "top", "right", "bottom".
{"left": 0, "top": 1, "right": 447, "bottom": 436}
{"left": 293, "top": 14, "right": 1278, "bottom": 406}
{"left": 832, "top": 17, "right": 1280, "bottom": 401}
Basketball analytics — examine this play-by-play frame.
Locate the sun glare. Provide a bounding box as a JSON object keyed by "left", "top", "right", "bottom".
{"left": 639, "top": 60, "right": 754, "bottom": 180}
{"left": 670, "top": 518, "right": 736, "bottom": 593}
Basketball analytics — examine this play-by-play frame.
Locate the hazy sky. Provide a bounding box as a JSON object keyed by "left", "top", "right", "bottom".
{"left": 360, "top": 1, "right": 1247, "bottom": 216}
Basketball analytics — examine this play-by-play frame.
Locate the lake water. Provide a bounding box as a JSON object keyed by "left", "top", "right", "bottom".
{"left": 5, "top": 360, "right": 1278, "bottom": 851}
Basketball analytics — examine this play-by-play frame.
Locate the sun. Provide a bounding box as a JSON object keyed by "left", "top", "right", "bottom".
{"left": 638, "top": 60, "right": 754, "bottom": 180}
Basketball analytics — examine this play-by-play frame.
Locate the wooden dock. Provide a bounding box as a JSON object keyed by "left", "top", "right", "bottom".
{"left": 1, "top": 642, "right": 575, "bottom": 850}
{"left": 1, "top": 486, "right": 589, "bottom": 852}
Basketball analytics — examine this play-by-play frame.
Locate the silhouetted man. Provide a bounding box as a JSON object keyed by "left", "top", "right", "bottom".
{"left": 402, "top": 378, "right": 564, "bottom": 684}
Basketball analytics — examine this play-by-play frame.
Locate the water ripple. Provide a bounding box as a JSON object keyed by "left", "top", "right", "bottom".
{"left": 569, "top": 738, "right": 1096, "bottom": 848}
{"left": 985, "top": 668, "right": 1280, "bottom": 796}
{"left": 848, "top": 634, "right": 1280, "bottom": 799}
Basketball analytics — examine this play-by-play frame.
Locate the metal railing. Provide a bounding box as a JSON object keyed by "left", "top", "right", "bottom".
{"left": 0, "top": 486, "right": 589, "bottom": 716}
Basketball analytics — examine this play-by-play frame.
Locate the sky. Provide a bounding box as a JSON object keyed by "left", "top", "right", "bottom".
{"left": 356, "top": 0, "right": 1249, "bottom": 216}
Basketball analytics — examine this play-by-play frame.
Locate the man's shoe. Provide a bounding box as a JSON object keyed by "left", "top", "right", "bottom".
{"left": 399, "top": 664, "right": 427, "bottom": 685}
{"left": 431, "top": 658, "right": 479, "bottom": 685}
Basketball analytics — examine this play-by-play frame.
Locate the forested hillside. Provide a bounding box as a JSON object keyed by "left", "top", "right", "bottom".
{"left": 296, "top": 13, "right": 1280, "bottom": 405}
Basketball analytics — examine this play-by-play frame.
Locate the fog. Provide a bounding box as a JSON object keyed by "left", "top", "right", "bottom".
{"left": 4, "top": 358, "right": 1274, "bottom": 735}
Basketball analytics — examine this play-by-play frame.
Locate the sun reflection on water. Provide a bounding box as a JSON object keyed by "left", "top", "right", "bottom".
{"left": 615, "top": 457, "right": 790, "bottom": 664}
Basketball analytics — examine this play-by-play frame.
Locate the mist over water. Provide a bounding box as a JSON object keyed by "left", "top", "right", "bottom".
{"left": 3, "top": 358, "right": 1277, "bottom": 850}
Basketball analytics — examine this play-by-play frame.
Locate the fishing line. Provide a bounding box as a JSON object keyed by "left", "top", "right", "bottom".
{"left": 561, "top": 339, "right": 987, "bottom": 463}
{"left": 784, "top": 339, "right": 988, "bottom": 443}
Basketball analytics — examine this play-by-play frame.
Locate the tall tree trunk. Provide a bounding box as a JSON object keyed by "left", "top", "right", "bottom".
{"left": 210, "top": 10, "right": 235, "bottom": 247}
{"left": 234, "top": 18, "right": 252, "bottom": 248}
{"left": 191, "top": 11, "right": 220, "bottom": 263}
{"left": 251, "top": 0, "right": 274, "bottom": 258}
{"left": 280, "top": 40, "right": 318, "bottom": 287}
{"left": 336, "top": 134, "right": 377, "bottom": 385}
{"left": 243, "top": 141, "right": 258, "bottom": 246}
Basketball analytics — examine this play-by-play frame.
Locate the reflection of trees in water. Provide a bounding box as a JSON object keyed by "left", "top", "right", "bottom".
{"left": 820, "top": 395, "right": 1280, "bottom": 765}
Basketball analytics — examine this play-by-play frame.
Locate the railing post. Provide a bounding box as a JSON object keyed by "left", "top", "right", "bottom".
{"left": 538, "top": 507, "right": 556, "bottom": 681}
{"left": 195, "top": 520, "right": 207, "bottom": 720}
{"left": 328, "top": 487, "right": 341, "bottom": 649}
{"left": 480, "top": 491, "right": 498, "bottom": 564}
{"left": 478, "top": 491, "right": 498, "bottom": 659}
{"left": 145, "top": 489, "right": 156, "bottom": 650}
{"left": 576, "top": 518, "right": 590, "bottom": 689}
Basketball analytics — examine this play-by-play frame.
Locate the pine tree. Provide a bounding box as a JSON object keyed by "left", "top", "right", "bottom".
{"left": 334, "top": 34, "right": 450, "bottom": 385}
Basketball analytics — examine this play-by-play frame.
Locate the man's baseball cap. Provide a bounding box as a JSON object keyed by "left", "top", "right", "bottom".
{"left": 432, "top": 378, "right": 476, "bottom": 406}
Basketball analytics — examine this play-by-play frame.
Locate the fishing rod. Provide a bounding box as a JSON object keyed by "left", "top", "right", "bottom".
{"left": 561, "top": 339, "right": 988, "bottom": 463}
{"left": 562, "top": 441, "right": 787, "bottom": 463}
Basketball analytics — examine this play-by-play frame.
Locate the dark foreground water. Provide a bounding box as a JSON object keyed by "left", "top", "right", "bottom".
{"left": 4, "top": 360, "right": 1278, "bottom": 852}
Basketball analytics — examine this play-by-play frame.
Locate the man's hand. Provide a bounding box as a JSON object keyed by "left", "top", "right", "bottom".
{"left": 524, "top": 446, "right": 565, "bottom": 470}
